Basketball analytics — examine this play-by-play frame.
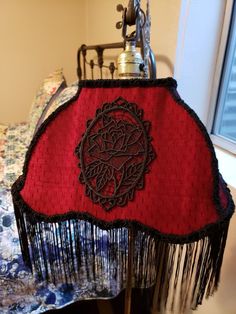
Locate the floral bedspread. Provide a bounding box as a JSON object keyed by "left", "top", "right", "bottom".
{"left": 0, "top": 183, "right": 111, "bottom": 313}
{"left": 0, "top": 89, "right": 119, "bottom": 313}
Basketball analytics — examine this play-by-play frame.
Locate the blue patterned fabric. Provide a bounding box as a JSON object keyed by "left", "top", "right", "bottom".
{"left": 0, "top": 185, "right": 123, "bottom": 313}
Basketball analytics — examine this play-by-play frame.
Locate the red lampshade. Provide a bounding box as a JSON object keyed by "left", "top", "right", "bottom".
{"left": 12, "top": 78, "right": 234, "bottom": 313}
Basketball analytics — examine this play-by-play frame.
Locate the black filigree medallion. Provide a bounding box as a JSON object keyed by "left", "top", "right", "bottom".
{"left": 75, "top": 97, "right": 155, "bottom": 210}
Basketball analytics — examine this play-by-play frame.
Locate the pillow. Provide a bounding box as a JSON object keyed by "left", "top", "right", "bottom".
{"left": 27, "top": 68, "right": 66, "bottom": 139}
{"left": 41, "top": 82, "right": 78, "bottom": 123}
{"left": 1, "top": 123, "right": 29, "bottom": 188}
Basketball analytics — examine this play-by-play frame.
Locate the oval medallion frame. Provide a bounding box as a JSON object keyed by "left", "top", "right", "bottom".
{"left": 75, "top": 97, "right": 155, "bottom": 210}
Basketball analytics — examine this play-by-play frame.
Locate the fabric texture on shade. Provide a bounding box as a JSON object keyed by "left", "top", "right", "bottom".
{"left": 12, "top": 78, "right": 234, "bottom": 313}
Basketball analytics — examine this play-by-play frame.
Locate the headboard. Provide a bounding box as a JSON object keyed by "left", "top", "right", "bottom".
{"left": 77, "top": 42, "right": 156, "bottom": 80}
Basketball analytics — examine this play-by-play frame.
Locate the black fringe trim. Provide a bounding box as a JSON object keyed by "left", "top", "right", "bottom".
{"left": 11, "top": 185, "right": 231, "bottom": 312}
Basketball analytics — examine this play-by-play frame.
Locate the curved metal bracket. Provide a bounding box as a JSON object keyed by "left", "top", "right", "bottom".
{"left": 126, "top": 0, "right": 137, "bottom": 26}
{"left": 116, "top": 0, "right": 156, "bottom": 79}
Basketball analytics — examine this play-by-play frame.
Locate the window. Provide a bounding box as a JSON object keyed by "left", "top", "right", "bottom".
{"left": 212, "top": 2, "right": 236, "bottom": 153}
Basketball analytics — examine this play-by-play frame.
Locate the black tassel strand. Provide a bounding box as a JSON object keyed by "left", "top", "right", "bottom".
{"left": 12, "top": 196, "right": 231, "bottom": 313}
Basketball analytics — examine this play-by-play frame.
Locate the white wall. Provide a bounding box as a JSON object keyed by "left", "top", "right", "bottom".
{"left": 0, "top": 0, "right": 86, "bottom": 124}
{"left": 174, "top": 0, "right": 226, "bottom": 124}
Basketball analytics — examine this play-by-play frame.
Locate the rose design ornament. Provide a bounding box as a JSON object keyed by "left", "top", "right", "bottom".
{"left": 75, "top": 97, "right": 155, "bottom": 210}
